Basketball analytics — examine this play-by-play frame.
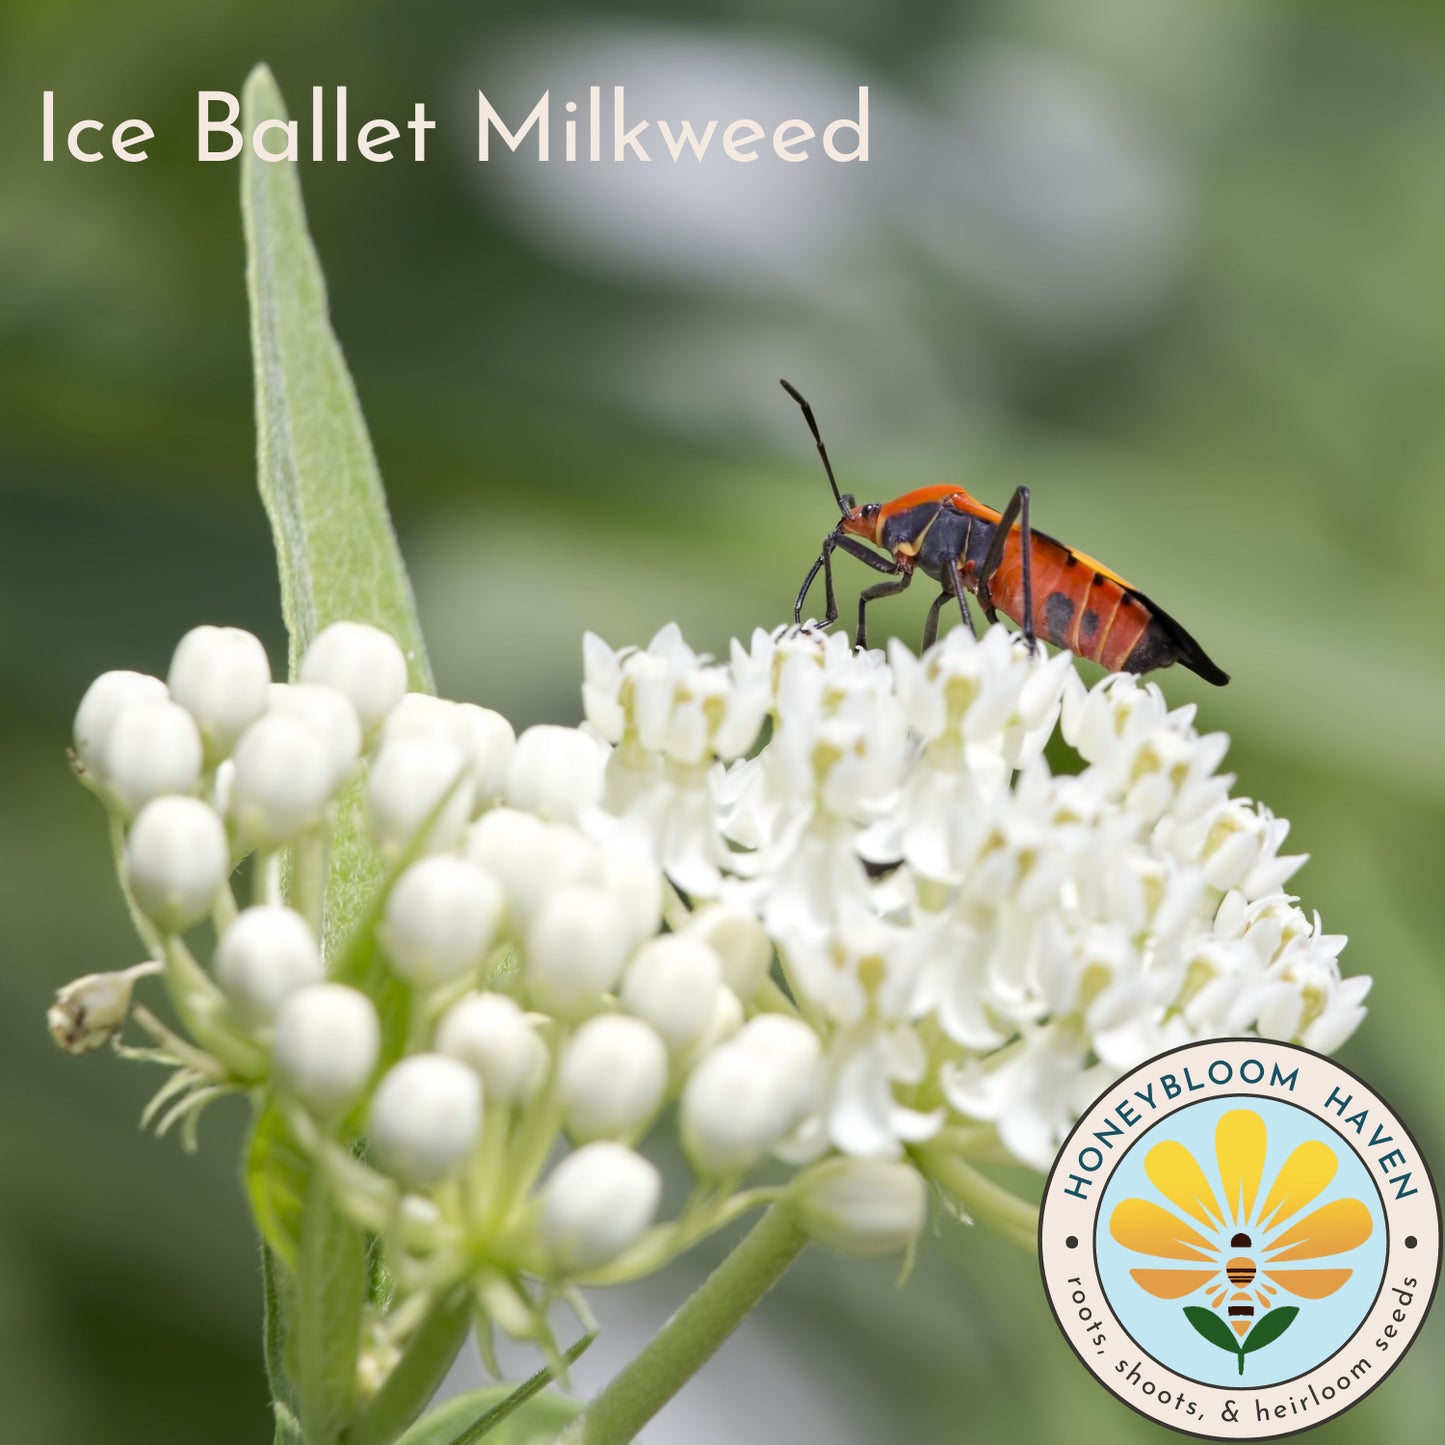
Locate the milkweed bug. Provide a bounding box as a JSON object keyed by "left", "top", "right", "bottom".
{"left": 782, "top": 380, "right": 1229, "bottom": 685}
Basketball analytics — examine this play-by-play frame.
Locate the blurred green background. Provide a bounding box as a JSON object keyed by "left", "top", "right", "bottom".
{"left": 4, "top": 1, "right": 1444, "bottom": 1441}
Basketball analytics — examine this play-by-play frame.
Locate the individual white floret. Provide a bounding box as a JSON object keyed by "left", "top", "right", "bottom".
{"left": 73, "top": 670, "right": 169, "bottom": 774}
{"left": 682, "top": 906, "right": 773, "bottom": 1002}
{"left": 619, "top": 936, "right": 721, "bottom": 1054}
{"left": 229, "top": 714, "right": 336, "bottom": 844}
{"left": 382, "top": 696, "right": 515, "bottom": 810}
{"left": 539, "top": 1142, "right": 661, "bottom": 1273}
{"left": 367, "top": 1054, "right": 483, "bottom": 1185}
{"left": 464, "top": 811, "right": 601, "bottom": 932}
{"left": 298, "top": 622, "right": 408, "bottom": 733}
{"left": 790, "top": 1157, "right": 927, "bottom": 1257}
{"left": 381, "top": 856, "right": 505, "bottom": 985}
{"left": 458, "top": 705, "right": 515, "bottom": 807}
{"left": 524, "top": 886, "right": 632, "bottom": 1020}
{"left": 367, "top": 737, "right": 474, "bottom": 856}
{"left": 506, "top": 725, "right": 607, "bottom": 824}
{"left": 214, "top": 905, "right": 324, "bottom": 1026}
{"left": 266, "top": 683, "right": 362, "bottom": 792}
{"left": 167, "top": 625, "right": 272, "bottom": 762}
{"left": 595, "top": 851, "right": 664, "bottom": 952}
{"left": 435, "top": 992, "right": 548, "bottom": 1104}
{"left": 124, "top": 796, "right": 230, "bottom": 932}
{"left": 557, "top": 1014, "right": 668, "bottom": 1142}
{"left": 272, "top": 983, "right": 379, "bottom": 1115}
{"left": 680, "top": 1016, "right": 823, "bottom": 1177}
{"left": 103, "top": 700, "right": 205, "bottom": 814}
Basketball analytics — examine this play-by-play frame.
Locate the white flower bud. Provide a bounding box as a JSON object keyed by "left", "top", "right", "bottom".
{"left": 458, "top": 705, "right": 515, "bottom": 808}
{"left": 681, "top": 1018, "right": 823, "bottom": 1177}
{"left": 435, "top": 992, "right": 548, "bottom": 1104}
{"left": 619, "top": 936, "right": 721, "bottom": 1054}
{"left": 382, "top": 856, "right": 505, "bottom": 985}
{"left": 790, "top": 1157, "right": 927, "bottom": 1257}
{"left": 103, "top": 700, "right": 204, "bottom": 814}
{"left": 367, "top": 1054, "right": 482, "bottom": 1185}
{"left": 463, "top": 811, "right": 599, "bottom": 932}
{"left": 539, "top": 1142, "right": 661, "bottom": 1273}
{"left": 266, "top": 683, "right": 362, "bottom": 791}
{"left": 298, "top": 621, "right": 408, "bottom": 733}
{"left": 48, "top": 963, "right": 157, "bottom": 1054}
{"left": 230, "top": 714, "right": 335, "bottom": 844}
{"left": 688, "top": 986, "right": 744, "bottom": 1061}
{"left": 214, "top": 906, "right": 324, "bottom": 1026}
{"left": 382, "top": 696, "right": 516, "bottom": 811}
{"left": 558, "top": 1015, "right": 668, "bottom": 1142}
{"left": 124, "top": 796, "right": 230, "bottom": 932}
{"left": 366, "top": 737, "right": 474, "bottom": 856}
{"left": 167, "top": 626, "right": 271, "bottom": 762}
{"left": 74, "top": 670, "right": 169, "bottom": 773}
{"left": 382, "top": 694, "right": 470, "bottom": 750}
{"left": 272, "top": 983, "right": 379, "bottom": 1114}
{"left": 596, "top": 851, "right": 664, "bottom": 951}
{"left": 506, "top": 725, "right": 606, "bottom": 824}
{"left": 683, "top": 907, "right": 773, "bottom": 1003}
{"left": 525, "top": 886, "right": 632, "bottom": 1020}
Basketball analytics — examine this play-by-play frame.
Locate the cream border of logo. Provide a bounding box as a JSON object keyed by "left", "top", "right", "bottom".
{"left": 1038, "top": 1039, "right": 1440, "bottom": 1439}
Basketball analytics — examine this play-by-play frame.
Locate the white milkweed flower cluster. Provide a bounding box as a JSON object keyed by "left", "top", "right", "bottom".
{"left": 583, "top": 623, "right": 1368, "bottom": 1175}
{"left": 51, "top": 615, "right": 1367, "bottom": 1398}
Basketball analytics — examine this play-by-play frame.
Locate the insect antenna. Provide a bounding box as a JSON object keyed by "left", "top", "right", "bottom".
{"left": 780, "top": 378, "right": 850, "bottom": 519}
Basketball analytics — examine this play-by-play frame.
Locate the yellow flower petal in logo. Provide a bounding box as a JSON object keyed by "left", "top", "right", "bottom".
{"left": 1108, "top": 1108, "right": 1373, "bottom": 1368}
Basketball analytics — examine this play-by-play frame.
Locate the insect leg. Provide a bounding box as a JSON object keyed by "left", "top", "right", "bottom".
{"left": 856, "top": 567, "right": 913, "bottom": 650}
{"left": 796, "top": 533, "right": 900, "bottom": 633}
{"left": 921, "top": 556, "right": 979, "bottom": 651}
{"left": 976, "top": 486, "right": 1036, "bottom": 650}
{"left": 794, "top": 535, "right": 838, "bottom": 628}
{"left": 948, "top": 558, "right": 977, "bottom": 636}
{"left": 922, "top": 590, "right": 950, "bottom": 650}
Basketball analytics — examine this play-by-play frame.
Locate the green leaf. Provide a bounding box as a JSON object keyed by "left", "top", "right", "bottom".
{"left": 296, "top": 1168, "right": 368, "bottom": 1444}
{"left": 1182, "top": 1305, "right": 1241, "bottom": 1356}
{"left": 396, "top": 1390, "right": 581, "bottom": 1445}
{"left": 1241, "top": 1306, "right": 1300, "bottom": 1355}
{"left": 241, "top": 63, "right": 432, "bottom": 694}
{"left": 262, "top": 1242, "right": 304, "bottom": 1444}
{"left": 247, "top": 1099, "right": 312, "bottom": 1271}
{"left": 241, "top": 62, "right": 433, "bottom": 961}
{"left": 394, "top": 1333, "right": 595, "bottom": 1445}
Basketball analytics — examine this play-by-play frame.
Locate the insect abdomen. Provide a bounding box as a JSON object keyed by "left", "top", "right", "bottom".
{"left": 988, "top": 534, "right": 1229, "bottom": 685}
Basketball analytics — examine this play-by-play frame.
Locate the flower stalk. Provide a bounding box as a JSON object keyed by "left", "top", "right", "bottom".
{"left": 559, "top": 1205, "right": 808, "bottom": 1445}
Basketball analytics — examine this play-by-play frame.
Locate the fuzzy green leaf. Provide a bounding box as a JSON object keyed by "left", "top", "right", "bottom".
{"left": 262, "top": 1242, "right": 304, "bottom": 1445}
{"left": 241, "top": 63, "right": 432, "bottom": 692}
{"left": 247, "top": 1100, "right": 311, "bottom": 1271}
{"left": 296, "top": 1168, "right": 368, "bottom": 1444}
{"left": 393, "top": 1330, "right": 594, "bottom": 1445}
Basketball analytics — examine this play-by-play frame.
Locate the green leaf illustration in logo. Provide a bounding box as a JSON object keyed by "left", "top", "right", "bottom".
{"left": 1241, "top": 1306, "right": 1299, "bottom": 1357}
{"left": 1183, "top": 1305, "right": 1300, "bottom": 1376}
{"left": 1183, "top": 1306, "right": 1240, "bottom": 1355}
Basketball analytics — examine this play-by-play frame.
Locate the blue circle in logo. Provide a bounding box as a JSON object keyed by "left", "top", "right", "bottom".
{"left": 1095, "top": 1096, "right": 1387, "bottom": 1388}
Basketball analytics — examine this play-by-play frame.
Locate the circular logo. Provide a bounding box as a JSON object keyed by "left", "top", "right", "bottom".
{"left": 1039, "top": 1040, "right": 1439, "bottom": 1438}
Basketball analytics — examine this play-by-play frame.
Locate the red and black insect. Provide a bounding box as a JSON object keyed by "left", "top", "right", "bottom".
{"left": 783, "top": 380, "right": 1228, "bottom": 685}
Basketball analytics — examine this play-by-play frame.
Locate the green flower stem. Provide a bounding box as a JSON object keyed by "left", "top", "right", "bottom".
{"left": 292, "top": 824, "right": 331, "bottom": 937}
{"left": 107, "top": 810, "right": 165, "bottom": 958}
{"left": 349, "top": 1288, "right": 473, "bottom": 1445}
{"left": 559, "top": 1204, "right": 807, "bottom": 1445}
{"left": 915, "top": 1149, "right": 1039, "bottom": 1251}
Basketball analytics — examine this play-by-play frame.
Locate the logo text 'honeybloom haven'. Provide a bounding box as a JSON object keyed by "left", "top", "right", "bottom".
{"left": 1039, "top": 1040, "right": 1439, "bottom": 1440}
